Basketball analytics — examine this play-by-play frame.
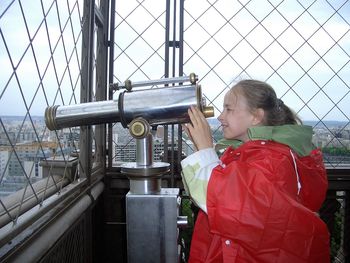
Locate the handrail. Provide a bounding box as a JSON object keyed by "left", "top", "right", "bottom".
{"left": 0, "top": 175, "right": 70, "bottom": 229}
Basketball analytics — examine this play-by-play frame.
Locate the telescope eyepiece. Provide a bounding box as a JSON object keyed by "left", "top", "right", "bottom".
{"left": 202, "top": 106, "right": 215, "bottom": 118}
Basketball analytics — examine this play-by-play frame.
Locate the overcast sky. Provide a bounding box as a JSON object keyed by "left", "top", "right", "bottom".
{"left": 0, "top": 0, "right": 349, "bottom": 122}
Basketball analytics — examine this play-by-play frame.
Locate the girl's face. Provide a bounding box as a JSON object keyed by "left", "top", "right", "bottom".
{"left": 218, "top": 90, "right": 259, "bottom": 142}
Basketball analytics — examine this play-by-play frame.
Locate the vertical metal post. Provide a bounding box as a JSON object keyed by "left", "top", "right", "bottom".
{"left": 345, "top": 191, "right": 350, "bottom": 263}
{"left": 136, "top": 134, "right": 153, "bottom": 166}
{"left": 170, "top": 0, "right": 177, "bottom": 187}
{"left": 80, "top": 0, "right": 95, "bottom": 181}
{"left": 164, "top": 0, "right": 185, "bottom": 187}
{"left": 95, "top": 0, "right": 110, "bottom": 171}
{"left": 179, "top": 0, "right": 184, "bottom": 76}
{"left": 108, "top": 0, "right": 116, "bottom": 169}
{"left": 171, "top": 124, "right": 175, "bottom": 186}
{"left": 177, "top": 0, "right": 185, "bottom": 172}
{"left": 163, "top": 0, "right": 171, "bottom": 177}
{"left": 165, "top": 0, "right": 171, "bottom": 79}
{"left": 172, "top": 0, "right": 177, "bottom": 78}
{"left": 80, "top": 1, "right": 96, "bottom": 261}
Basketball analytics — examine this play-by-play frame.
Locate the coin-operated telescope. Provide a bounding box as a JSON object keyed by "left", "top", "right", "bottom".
{"left": 45, "top": 73, "right": 214, "bottom": 131}
{"left": 44, "top": 74, "right": 214, "bottom": 263}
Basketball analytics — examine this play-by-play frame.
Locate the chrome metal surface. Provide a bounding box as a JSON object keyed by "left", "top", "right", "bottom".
{"left": 136, "top": 134, "right": 153, "bottom": 166}
{"left": 44, "top": 84, "right": 211, "bottom": 130}
{"left": 121, "top": 162, "right": 170, "bottom": 177}
{"left": 121, "top": 161, "right": 169, "bottom": 194}
{"left": 45, "top": 100, "right": 119, "bottom": 130}
{"left": 177, "top": 215, "right": 188, "bottom": 228}
{"left": 128, "top": 178, "right": 162, "bottom": 195}
{"left": 118, "top": 73, "right": 197, "bottom": 89}
{"left": 121, "top": 85, "right": 200, "bottom": 126}
{"left": 126, "top": 188, "right": 180, "bottom": 263}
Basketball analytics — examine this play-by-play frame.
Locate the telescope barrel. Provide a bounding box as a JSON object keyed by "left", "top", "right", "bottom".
{"left": 45, "top": 100, "right": 120, "bottom": 130}
{"left": 120, "top": 85, "right": 200, "bottom": 126}
{"left": 45, "top": 85, "right": 214, "bottom": 130}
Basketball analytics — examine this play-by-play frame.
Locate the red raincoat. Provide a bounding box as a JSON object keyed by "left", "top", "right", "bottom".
{"left": 189, "top": 140, "right": 329, "bottom": 263}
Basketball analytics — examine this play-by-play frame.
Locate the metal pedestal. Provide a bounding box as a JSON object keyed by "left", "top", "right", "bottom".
{"left": 126, "top": 188, "right": 180, "bottom": 263}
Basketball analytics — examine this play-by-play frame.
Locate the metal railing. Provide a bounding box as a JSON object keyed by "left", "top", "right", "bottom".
{"left": 0, "top": 0, "right": 108, "bottom": 261}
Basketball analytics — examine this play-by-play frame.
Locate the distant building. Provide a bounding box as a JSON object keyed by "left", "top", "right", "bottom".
{"left": 0, "top": 141, "right": 72, "bottom": 197}
{"left": 0, "top": 150, "right": 10, "bottom": 178}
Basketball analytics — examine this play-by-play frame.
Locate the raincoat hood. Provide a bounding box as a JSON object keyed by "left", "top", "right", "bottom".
{"left": 215, "top": 124, "right": 315, "bottom": 156}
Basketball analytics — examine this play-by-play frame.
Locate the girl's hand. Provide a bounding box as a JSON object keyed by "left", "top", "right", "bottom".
{"left": 183, "top": 106, "right": 213, "bottom": 150}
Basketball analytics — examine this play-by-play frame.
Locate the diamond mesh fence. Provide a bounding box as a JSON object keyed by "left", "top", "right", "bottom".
{"left": 181, "top": 0, "right": 350, "bottom": 166}
{"left": 111, "top": 0, "right": 350, "bottom": 168}
{"left": 0, "top": 0, "right": 85, "bottom": 226}
{"left": 0, "top": 0, "right": 350, "bottom": 262}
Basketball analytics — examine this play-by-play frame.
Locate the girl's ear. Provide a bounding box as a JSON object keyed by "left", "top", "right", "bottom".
{"left": 252, "top": 108, "right": 265, "bottom": 126}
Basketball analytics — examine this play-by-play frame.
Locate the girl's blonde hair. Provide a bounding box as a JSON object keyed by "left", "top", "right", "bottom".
{"left": 231, "top": 79, "right": 301, "bottom": 125}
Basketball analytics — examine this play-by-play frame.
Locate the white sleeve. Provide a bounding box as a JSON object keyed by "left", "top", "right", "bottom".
{"left": 181, "top": 148, "right": 220, "bottom": 213}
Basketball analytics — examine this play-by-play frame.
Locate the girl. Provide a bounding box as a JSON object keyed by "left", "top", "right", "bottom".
{"left": 181, "top": 80, "right": 330, "bottom": 263}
